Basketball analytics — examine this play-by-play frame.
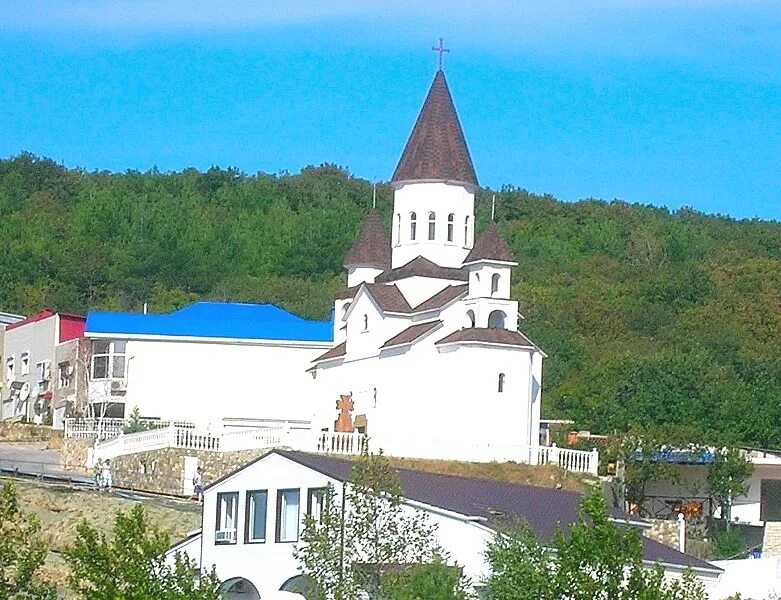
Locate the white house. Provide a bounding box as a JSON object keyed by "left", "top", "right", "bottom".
{"left": 83, "top": 302, "right": 333, "bottom": 426}
{"left": 170, "top": 450, "right": 723, "bottom": 599}
{"left": 1, "top": 309, "right": 86, "bottom": 429}
{"left": 307, "top": 68, "right": 544, "bottom": 464}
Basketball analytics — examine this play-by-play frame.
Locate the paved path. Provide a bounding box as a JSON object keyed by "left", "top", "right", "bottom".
{"left": 0, "top": 441, "right": 90, "bottom": 482}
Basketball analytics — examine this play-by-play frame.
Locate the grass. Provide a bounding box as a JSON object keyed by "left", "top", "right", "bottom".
{"left": 6, "top": 477, "right": 201, "bottom": 593}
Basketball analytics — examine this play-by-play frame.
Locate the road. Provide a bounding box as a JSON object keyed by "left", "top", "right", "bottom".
{"left": 0, "top": 441, "right": 91, "bottom": 482}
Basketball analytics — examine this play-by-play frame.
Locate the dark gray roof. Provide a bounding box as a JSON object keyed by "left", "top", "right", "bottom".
{"left": 392, "top": 70, "right": 478, "bottom": 186}
{"left": 375, "top": 256, "right": 468, "bottom": 285}
{"left": 436, "top": 328, "right": 536, "bottom": 348}
{"left": 274, "top": 451, "right": 719, "bottom": 573}
{"left": 381, "top": 321, "right": 442, "bottom": 349}
{"left": 312, "top": 341, "right": 346, "bottom": 363}
{"left": 464, "top": 223, "right": 515, "bottom": 264}
{"left": 344, "top": 212, "right": 391, "bottom": 268}
{"left": 335, "top": 285, "right": 360, "bottom": 300}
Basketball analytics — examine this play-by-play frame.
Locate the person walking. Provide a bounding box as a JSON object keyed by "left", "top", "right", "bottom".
{"left": 93, "top": 459, "right": 103, "bottom": 490}
{"left": 192, "top": 468, "right": 203, "bottom": 504}
{"left": 101, "top": 459, "right": 113, "bottom": 492}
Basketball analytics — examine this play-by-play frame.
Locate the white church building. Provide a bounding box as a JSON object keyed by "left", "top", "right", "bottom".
{"left": 308, "top": 69, "right": 543, "bottom": 463}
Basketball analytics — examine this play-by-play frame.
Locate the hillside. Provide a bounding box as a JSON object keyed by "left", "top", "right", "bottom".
{"left": 1, "top": 153, "right": 779, "bottom": 447}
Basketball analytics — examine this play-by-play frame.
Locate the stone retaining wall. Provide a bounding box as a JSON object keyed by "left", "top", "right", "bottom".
{"left": 61, "top": 437, "right": 94, "bottom": 469}
{"left": 0, "top": 422, "right": 54, "bottom": 442}
{"left": 110, "top": 448, "right": 272, "bottom": 496}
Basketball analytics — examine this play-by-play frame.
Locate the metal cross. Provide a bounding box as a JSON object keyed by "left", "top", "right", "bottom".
{"left": 432, "top": 37, "right": 450, "bottom": 71}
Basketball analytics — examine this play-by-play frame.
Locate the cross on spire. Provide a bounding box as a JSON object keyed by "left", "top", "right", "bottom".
{"left": 432, "top": 37, "right": 450, "bottom": 71}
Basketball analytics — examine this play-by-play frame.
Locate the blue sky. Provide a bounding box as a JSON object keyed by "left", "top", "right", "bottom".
{"left": 1, "top": 1, "right": 779, "bottom": 220}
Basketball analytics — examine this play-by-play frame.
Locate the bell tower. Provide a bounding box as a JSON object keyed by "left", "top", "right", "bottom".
{"left": 390, "top": 64, "right": 478, "bottom": 269}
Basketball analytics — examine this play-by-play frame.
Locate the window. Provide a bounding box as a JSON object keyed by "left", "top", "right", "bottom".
{"left": 91, "top": 340, "right": 127, "bottom": 380}
{"left": 464, "top": 216, "right": 470, "bottom": 246}
{"left": 58, "top": 363, "right": 73, "bottom": 389}
{"left": 488, "top": 310, "right": 506, "bottom": 329}
{"left": 447, "top": 213, "right": 454, "bottom": 242}
{"left": 342, "top": 302, "right": 351, "bottom": 320}
{"left": 363, "top": 314, "right": 369, "bottom": 331}
{"left": 491, "top": 273, "right": 500, "bottom": 296}
{"left": 215, "top": 492, "right": 239, "bottom": 544}
{"left": 428, "top": 211, "right": 436, "bottom": 240}
{"left": 276, "top": 489, "right": 301, "bottom": 542}
{"left": 307, "top": 488, "right": 328, "bottom": 523}
{"left": 245, "top": 490, "right": 268, "bottom": 543}
{"left": 396, "top": 213, "right": 401, "bottom": 245}
{"left": 466, "top": 310, "right": 476, "bottom": 328}
{"left": 410, "top": 212, "right": 417, "bottom": 240}
{"left": 498, "top": 373, "right": 506, "bottom": 393}
{"left": 21, "top": 352, "right": 30, "bottom": 376}
{"left": 35, "top": 360, "right": 51, "bottom": 383}
{"left": 5, "top": 356, "right": 14, "bottom": 382}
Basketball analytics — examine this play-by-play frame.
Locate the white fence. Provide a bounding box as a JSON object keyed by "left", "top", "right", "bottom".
{"left": 89, "top": 422, "right": 597, "bottom": 476}
{"left": 90, "top": 424, "right": 370, "bottom": 465}
{"left": 64, "top": 418, "right": 194, "bottom": 441}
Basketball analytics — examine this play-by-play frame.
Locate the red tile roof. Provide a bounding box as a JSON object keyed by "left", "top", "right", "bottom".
{"left": 392, "top": 71, "right": 478, "bottom": 186}
{"left": 381, "top": 320, "right": 442, "bottom": 349}
{"left": 343, "top": 212, "right": 391, "bottom": 268}
{"left": 436, "top": 327, "right": 536, "bottom": 348}
{"left": 464, "top": 223, "right": 515, "bottom": 264}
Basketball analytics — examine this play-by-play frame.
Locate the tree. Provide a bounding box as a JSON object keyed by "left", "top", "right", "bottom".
{"left": 484, "top": 487, "right": 706, "bottom": 600}
{"left": 0, "top": 483, "right": 57, "bottom": 599}
{"left": 64, "top": 504, "right": 221, "bottom": 599}
{"left": 708, "top": 447, "right": 754, "bottom": 526}
{"left": 295, "top": 452, "right": 464, "bottom": 600}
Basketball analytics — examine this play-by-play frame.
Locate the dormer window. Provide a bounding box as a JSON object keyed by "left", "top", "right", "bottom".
{"left": 428, "top": 212, "right": 436, "bottom": 240}
{"left": 410, "top": 212, "right": 417, "bottom": 241}
{"left": 447, "top": 213, "right": 454, "bottom": 242}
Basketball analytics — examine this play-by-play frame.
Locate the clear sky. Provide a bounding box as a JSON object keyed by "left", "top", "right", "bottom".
{"left": 1, "top": 1, "right": 779, "bottom": 220}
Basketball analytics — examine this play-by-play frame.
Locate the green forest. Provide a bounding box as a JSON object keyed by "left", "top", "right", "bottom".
{"left": 1, "top": 153, "right": 779, "bottom": 447}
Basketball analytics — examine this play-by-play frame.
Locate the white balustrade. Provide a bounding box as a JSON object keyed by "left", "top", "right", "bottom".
{"left": 536, "top": 444, "right": 599, "bottom": 475}
{"left": 315, "top": 431, "right": 369, "bottom": 455}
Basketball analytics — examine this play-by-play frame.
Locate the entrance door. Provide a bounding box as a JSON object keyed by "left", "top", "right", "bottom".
{"left": 182, "top": 456, "right": 198, "bottom": 496}
{"left": 760, "top": 479, "right": 781, "bottom": 521}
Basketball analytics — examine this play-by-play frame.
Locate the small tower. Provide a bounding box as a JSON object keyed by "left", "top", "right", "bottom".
{"left": 390, "top": 69, "right": 478, "bottom": 269}
{"left": 343, "top": 211, "right": 390, "bottom": 287}
{"left": 462, "top": 223, "right": 518, "bottom": 329}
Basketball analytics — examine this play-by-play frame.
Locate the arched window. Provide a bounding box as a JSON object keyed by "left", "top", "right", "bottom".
{"left": 280, "top": 575, "right": 315, "bottom": 596}
{"left": 363, "top": 314, "right": 369, "bottom": 331}
{"left": 428, "top": 211, "right": 436, "bottom": 240}
{"left": 342, "top": 302, "right": 351, "bottom": 320}
{"left": 498, "top": 373, "right": 506, "bottom": 393}
{"left": 488, "top": 310, "right": 506, "bottom": 329}
{"left": 410, "top": 212, "right": 417, "bottom": 240}
{"left": 466, "top": 310, "right": 476, "bottom": 328}
{"left": 491, "top": 273, "right": 500, "bottom": 296}
{"left": 447, "top": 213, "right": 454, "bottom": 242}
{"left": 219, "top": 578, "right": 260, "bottom": 600}
{"left": 464, "top": 216, "right": 470, "bottom": 246}
{"left": 396, "top": 213, "right": 401, "bottom": 245}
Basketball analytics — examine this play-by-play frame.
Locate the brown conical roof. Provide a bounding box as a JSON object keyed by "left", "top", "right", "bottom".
{"left": 344, "top": 212, "right": 391, "bottom": 268}
{"left": 392, "top": 70, "right": 478, "bottom": 186}
{"left": 463, "top": 222, "right": 515, "bottom": 264}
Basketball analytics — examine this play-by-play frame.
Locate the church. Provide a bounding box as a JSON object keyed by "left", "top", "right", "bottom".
{"left": 307, "top": 68, "right": 544, "bottom": 463}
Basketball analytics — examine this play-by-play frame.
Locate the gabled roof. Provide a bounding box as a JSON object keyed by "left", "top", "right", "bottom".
{"left": 86, "top": 302, "right": 333, "bottom": 343}
{"left": 463, "top": 223, "right": 516, "bottom": 265}
{"left": 375, "top": 256, "right": 468, "bottom": 285}
{"left": 364, "top": 284, "right": 412, "bottom": 313}
{"left": 344, "top": 212, "right": 391, "bottom": 269}
{"left": 312, "top": 341, "right": 347, "bottom": 363}
{"left": 392, "top": 70, "right": 478, "bottom": 187}
{"left": 381, "top": 321, "right": 442, "bottom": 349}
{"left": 5, "top": 309, "right": 84, "bottom": 331}
{"left": 436, "top": 327, "right": 536, "bottom": 349}
{"left": 411, "top": 284, "right": 468, "bottom": 313}
{"left": 269, "top": 451, "right": 719, "bottom": 574}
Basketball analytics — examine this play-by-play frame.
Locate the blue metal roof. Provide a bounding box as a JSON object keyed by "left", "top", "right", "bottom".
{"left": 85, "top": 302, "right": 333, "bottom": 343}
